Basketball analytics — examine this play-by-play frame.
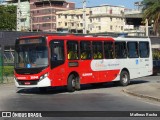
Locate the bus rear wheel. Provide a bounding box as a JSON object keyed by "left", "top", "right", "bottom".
{"left": 67, "top": 74, "right": 80, "bottom": 92}
{"left": 119, "top": 71, "right": 130, "bottom": 86}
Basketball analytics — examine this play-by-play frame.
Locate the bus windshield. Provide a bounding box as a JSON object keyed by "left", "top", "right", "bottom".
{"left": 15, "top": 45, "right": 48, "bottom": 68}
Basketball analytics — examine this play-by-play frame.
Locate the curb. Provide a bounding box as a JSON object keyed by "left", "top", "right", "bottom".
{"left": 0, "top": 81, "right": 14, "bottom": 86}
{"left": 122, "top": 89, "right": 160, "bottom": 102}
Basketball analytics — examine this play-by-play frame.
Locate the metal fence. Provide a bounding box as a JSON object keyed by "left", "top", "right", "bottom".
{"left": 0, "top": 52, "right": 14, "bottom": 84}
{"left": 0, "top": 51, "right": 3, "bottom": 83}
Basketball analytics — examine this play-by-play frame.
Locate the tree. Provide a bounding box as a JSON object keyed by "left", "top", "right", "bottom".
{"left": 142, "top": 0, "right": 160, "bottom": 36}
{"left": 0, "top": 5, "right": 17, "bottom": 31}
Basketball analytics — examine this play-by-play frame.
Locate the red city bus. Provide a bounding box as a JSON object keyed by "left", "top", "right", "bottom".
{"left": 14, "top": 34, "right": 152, "bottom": 92}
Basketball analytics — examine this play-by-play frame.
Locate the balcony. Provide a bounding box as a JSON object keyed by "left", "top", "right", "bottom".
{"left": 90, "top": 13, "right": 124, "bottom": 18}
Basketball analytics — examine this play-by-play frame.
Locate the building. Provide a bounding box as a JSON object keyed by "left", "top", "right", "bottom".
{"left": 16, "top": 1, "right": 30, "bottom": 31}
{"left": 56, "top": 8, "right": 90, "bottom": 33}
{"left": 124, "top": 8, "right": 146, "bottom": 36}
{"left": 56, "top": 5, "right": 125, "bottom": 34}
{"left": 30, "top": 0, "right": 75, "bottom": 32}
{"left": 89, "top": 5, "right": 125, "bottom": 34}
{"left": 0, "top": 0, "right": 31, "bottom": 31}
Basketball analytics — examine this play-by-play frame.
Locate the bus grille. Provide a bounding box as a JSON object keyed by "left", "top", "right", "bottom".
{"left": 17, "top": 80, "right": 39, "bottom": 85}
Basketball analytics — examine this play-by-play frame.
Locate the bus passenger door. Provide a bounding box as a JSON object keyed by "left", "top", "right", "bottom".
{"left": 50, "top": 40, "right": 65, "bottom": 86}
{"left": 139, "top": 42, "right": 151, "bottom": 76}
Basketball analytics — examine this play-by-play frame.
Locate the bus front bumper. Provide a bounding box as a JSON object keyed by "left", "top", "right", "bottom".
{"left": 14, "top": 77, "right": 51, "bottom": 88}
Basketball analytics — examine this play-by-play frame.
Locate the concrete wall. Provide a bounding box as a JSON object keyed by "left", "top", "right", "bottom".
{"left": 0, "top": 31, "right": 160, "bottom": 58}
{"left": 0, "top": 31, "right": 160, "bottom": 49}
{"left": 0, "top": 31, "right": 55, "bottom": 55}
{"left": 150, "top": 37, "right": 160, "bottom": 49}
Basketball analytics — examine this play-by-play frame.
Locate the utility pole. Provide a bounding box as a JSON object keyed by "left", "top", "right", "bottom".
{"left": 83, "top": 0, "right": 86, "bottom": 34}
{"left": 17, "top": 0, "right": 21, "bottom": 31}
{"left": 145, "top": 19, "right": 149, "bottom": 36}
{"left": 30, "top": 11, "right": 33, "bottom": 32}
{"left": 49, "top": 0, "right": 52, "bottom": 32}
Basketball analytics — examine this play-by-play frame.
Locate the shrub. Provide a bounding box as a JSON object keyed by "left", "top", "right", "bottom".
{"left": 3, "top": 66, "right": 14, "bottom": 76}
{"left": 153, "top": 49, "right": 160, "bottom": 60}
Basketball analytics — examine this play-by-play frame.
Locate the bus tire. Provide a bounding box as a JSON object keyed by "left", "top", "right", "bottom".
{"left": 67, "top": 74, "right": 80, "bottom": 92}
{"left": 119, "top": 71, "right": 130, "bottom": 86}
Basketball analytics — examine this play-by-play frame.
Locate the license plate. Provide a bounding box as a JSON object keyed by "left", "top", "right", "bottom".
{"left": 25, "top": 82, "right": 31, "bottom": 85}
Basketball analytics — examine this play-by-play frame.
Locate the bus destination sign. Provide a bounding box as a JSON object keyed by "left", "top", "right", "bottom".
{"left": 19, "top": 38, "right": 43, "bottom": 45}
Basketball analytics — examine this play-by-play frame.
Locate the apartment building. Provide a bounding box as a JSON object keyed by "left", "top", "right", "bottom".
{"left": 56, "top": 5, "right": 125, "bottom": 34}
{"left": 89, "top": 5, "right": 125, "bottom": 34}
{"left": 124, "top": 9, "right": 145, "bottom": 36}
{"left": 56, "top": 8, "right": 90, "bottom": 33}
{"left": 30, "top": 0, "right": 75, "bottom": 32}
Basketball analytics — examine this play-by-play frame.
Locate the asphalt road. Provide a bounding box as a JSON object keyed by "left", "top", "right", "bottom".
{"left": 0, "top": 76, "right": 160, "bottom": 120}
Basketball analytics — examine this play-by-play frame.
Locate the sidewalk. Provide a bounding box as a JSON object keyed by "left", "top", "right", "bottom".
{"left": 123, "top": 82, "right": 160, "bottom": 102}
{"left": 0, "top": 76, "right": 14, "bottom": 84}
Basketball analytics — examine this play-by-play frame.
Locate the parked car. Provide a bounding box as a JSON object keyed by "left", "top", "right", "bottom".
{"left": 153, "top": 60, "right": 160, "bottom": 75}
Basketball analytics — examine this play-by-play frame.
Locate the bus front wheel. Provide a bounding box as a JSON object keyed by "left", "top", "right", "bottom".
{"left": 67, "top": 74, "right": 80, "bottom": 92}
{"left": 119, "top": 71, "right": 130, "bottom": 86}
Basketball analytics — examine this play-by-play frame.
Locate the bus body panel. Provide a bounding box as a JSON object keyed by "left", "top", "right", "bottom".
{"left": 14, "top": 35, "right": 153, "bottom": 88}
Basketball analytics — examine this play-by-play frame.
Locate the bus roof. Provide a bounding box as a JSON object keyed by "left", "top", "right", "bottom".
{"left": 18, "top": 34, "right": 150, "bottom": 42}
{"left": 18, "top": 34, "right": 115, "bottom": 41}
{"left": 115, "top": 37, "right": 150, "bottom": 42}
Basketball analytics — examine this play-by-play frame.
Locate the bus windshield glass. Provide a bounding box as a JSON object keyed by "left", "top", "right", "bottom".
{"left": 15, "top": 45, "right": 48, "bottom": 68}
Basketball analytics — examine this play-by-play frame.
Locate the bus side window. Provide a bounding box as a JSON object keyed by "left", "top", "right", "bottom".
{"left": 80, "top": 41, "right": 92, "bottom": 60}
{"left": 67, "top": 41, "right": 79, "bottom": 60}
{"left": 92, "top": 41, "right": 103, "bottom": 59}
{"left": 139, "top": 42, "right": 149, "bottom": 58}
{"left": 104, "top": 42, "right": 114, "bottom": 59}
{"left": 127, "top": 42, "right": 139, "bottom": 58}
{"left": 115, "top": 42, "right": 127, "bottom": 59}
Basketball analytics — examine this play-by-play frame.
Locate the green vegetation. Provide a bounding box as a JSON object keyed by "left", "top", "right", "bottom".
{"left": 152, "top": 49, "right": 160, "bottom": 60}
{"left": 3, "top": 66, "right": 14, "bottom": 76}
{"left": 142, "top": 0, "right": 160, "bottom": 35}
{"left": 0, "top": 5, "right": 17, "bottom": 31}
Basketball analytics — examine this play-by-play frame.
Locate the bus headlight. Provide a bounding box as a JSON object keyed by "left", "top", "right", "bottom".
{"left": 40, "top": 73, "right": 48, "bottom": 80}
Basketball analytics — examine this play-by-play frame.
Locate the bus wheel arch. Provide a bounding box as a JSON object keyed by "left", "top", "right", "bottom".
{"left": 67, "top": 72, "right": 80, "bottom": 92}
{"left": 119, "top": 68, "right": 130, "bottom": 86}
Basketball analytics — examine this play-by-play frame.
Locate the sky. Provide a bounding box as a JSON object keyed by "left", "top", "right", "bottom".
{"left": 68, "top": 0, "right": 142, "bottom": 9}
